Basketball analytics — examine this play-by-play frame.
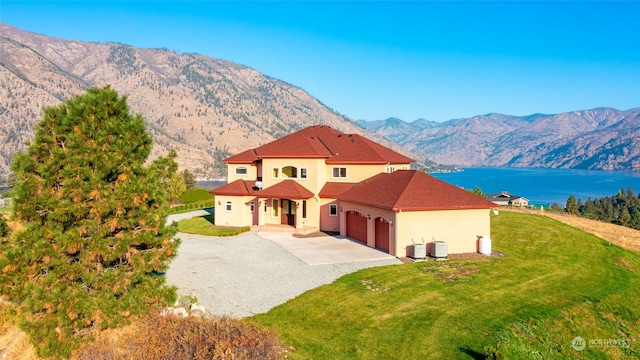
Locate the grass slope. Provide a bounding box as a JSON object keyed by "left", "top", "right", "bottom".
{"left": 253, "top": 212, "right": 640, "bottom": 359}
{"left": 177, "top": 214, "right": 249, "bottom": 237}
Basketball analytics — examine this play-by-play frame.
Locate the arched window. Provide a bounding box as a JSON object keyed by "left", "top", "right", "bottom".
{"left": 225, "top": 201, "right": 232, "bottom": 212}
{"left": 282, "top": 166, "right": 298, "bottom": 178}
{"left": 249, "top": 201, "right": 255, "bottom": 212}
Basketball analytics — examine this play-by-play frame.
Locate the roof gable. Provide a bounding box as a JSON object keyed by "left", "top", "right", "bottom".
{"left": 223, "top": 125, "right": 414, "bottom": 165}
{"left": 254, "top": 180, "right": 314, "bottom": 199}
{"left": 212, "top": 179, "right": 314, "bottom": 199}
{"left": 319, "top": 182, "right": 358, "bottom": 198}
{"left": 212, "top": 179, "right": 256, "bottom": 196}
{"left": 337, "top": 170, "right": 496, "bottom": 211}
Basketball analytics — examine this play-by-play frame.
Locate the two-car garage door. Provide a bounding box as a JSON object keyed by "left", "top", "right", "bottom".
{"left": 346, "top": 211, "right": 390, "bottom": 254}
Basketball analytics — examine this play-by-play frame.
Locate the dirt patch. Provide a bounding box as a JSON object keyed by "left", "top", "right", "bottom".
{"left": 504, "top": 208, "right": 640, "bottom": 253}
{"left": 293, "top": 231, "right": 340, "bottom": 238}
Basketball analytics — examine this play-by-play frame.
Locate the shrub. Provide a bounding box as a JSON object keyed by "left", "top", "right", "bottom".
{"left": 73, "top": 313, "right": 285, "bottom": 360}
{"left": 0, "top": 214, "right": 9, "bottom": 239}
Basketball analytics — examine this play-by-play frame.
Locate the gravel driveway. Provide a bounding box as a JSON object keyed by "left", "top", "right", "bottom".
{"left": 165, "top": 231, "right": 401, "bottom": 318}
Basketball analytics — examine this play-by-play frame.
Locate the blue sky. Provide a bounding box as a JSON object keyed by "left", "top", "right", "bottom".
{"left": 2, "top": 1, "right": 639, "bottom": 122}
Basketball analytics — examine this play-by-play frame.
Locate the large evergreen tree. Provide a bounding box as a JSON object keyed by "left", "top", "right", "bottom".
{"left": 0, "top": 86, "right": 180, "bottom": 357}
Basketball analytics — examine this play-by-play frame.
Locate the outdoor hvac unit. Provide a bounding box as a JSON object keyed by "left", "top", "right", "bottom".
{"left": 431, "top": 241, "right": 448, "bottom": 259}
{"left": 410, "top": 239, "right": 426, "bottom": 259}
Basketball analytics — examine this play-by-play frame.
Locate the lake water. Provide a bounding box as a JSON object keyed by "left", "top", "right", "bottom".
{"left": 431, "top": 167, "right": 640, "bottom": 206}
{"left": 198, "top": 167, "right": 640, "bottom": 208}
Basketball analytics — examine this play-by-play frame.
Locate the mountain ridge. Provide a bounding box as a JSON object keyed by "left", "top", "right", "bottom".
{"left": 1, "top": 23, "right": 448, "bottom": 183}
{"left": 358, "top": 107, "right": 640, "bottom": 171}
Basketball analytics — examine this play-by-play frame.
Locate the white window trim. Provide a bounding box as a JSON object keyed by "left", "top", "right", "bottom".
{"left": 249, "top": 201, "right": 255, "bottom": 212}
{"left": 225, "top": 201, "right": 232, "bottom": 212}
{"left": 329, "top": 204, "right": 338, "bottom": 217}
{"left": 235, "top": 166, "right": 248, "bottom": 176}
{"left": 332, "top": 167, "right": 347, "bottom": 179}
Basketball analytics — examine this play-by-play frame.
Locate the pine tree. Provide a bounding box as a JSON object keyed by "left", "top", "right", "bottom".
{"left": 565, "top": 195, "right": 578, "bottom": 215}
{"left": 182, "top": 169, "right": 196, "bottom": 189}
{"left": 0, "top": 86, "right": 180, "bottom": 357}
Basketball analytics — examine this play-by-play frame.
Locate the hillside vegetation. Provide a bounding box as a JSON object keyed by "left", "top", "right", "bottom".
{"left": 0, "top": 23, "right": 444, "bottom": 182}
{"left": 254, "top": 211, "right": 640, "bottom": 359}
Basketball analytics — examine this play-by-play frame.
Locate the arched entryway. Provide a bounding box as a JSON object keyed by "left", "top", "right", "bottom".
{"left": 346, "top": 210, "right": 367, "bottom": 244}
{"left": 374, "top": 217, "right": 390, "bottom": 253}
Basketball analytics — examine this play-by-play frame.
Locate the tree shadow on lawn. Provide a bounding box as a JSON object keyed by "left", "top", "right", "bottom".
{"left": 458, "top": 345, "right": 488, "bottom": 360}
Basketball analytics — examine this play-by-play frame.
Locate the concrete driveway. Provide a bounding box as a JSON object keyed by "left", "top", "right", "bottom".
{"left": 164, "top": 213, "right": 401, "bottom": 317}
{"left": 257, "top": 231, "right": 396, "bottom": 265}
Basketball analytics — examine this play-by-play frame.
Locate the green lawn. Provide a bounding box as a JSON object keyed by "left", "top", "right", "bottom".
{"left": 253, "top": 211, "right": 640, "bottom": 359}
{"left": 177, "top": 214, "right": 249, "bottom": 237}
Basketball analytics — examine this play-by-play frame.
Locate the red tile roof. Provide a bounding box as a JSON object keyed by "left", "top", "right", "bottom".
{"left": 253, "top": 180, "right": 314, "bottom": 199}
{"left": 223, "top": 125, "right": 414, "bottom": 165}
{"left": 212, "top": 179, "right": 314, "bottom": 200}
{"left": 211, "top": 180, "right": 257, "bottom": 196}
{"left": 336, "top": 170, "right": 496, "bottom": 211}
{"left": 318, "top": 182, "right": 358, "bottom": 198}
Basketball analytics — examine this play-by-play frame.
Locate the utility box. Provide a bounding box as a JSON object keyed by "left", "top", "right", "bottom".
{"left": 411, "top": 243, "right": 426, "bottom": 259}
{"left": 431, "top": 241, "right": 448, "bottom": 259}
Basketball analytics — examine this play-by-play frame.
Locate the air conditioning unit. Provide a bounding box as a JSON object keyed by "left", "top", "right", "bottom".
{"left": 410, "top": 243, "right": 426, "bottom": 259}
{"left": 431, "top": 241, "right": 448, "bottom": 259}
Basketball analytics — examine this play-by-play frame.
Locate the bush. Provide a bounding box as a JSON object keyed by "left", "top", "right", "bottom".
{"left": 0, "top": 214, "right": 9, "bottom": 239}
{"left": 73, "top": 313, "right": 285, "bottom": 360}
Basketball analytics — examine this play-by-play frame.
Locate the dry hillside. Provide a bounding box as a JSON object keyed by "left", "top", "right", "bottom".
{"left": 1, "top": 23, "right": 440, "bottom": 182}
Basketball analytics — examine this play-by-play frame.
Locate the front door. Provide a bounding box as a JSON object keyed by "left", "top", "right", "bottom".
{"left": 281, "top": 199, "right": 295, "bottom": 226}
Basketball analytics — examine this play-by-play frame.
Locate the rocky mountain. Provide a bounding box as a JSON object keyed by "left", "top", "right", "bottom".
{"left": 0, "top": 23, "right": 445, "bottom": 183}
{"left": 359, "top": 108, "right": 640, "bottom": 171}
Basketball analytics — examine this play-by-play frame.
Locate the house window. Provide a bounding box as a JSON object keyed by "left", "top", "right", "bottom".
{"left": 300, "top": 168, "right": 307, "bottom": 179}
{"left": 272, "top": 168, "right": 279, "bottom": 178}
{"left": 249, "top": 201, "right": 255, "bottom": 212}
{"left": 235, "top": 167, "right": 248, "bottom": 175}
{"left": 225, "top": 201, "right": 232, "bottom": 212}
{"left": 302, "top": 200, "right": 307, "bottom": 219}
{"left": 386, "top": 166, "right": 396, "bottom": 173}
{"left": 329, "top": 204, "right": 338, "bottom": 216}
{"left": 264, "top": 201, "right": 268, "bottom": 213}
{"left": 332, "top": 167, "right": 347, "bottom": 178}
{"left": 282, "top": 166, "right": 297, "bottom": 178}
{"left": 272, "top": 199, "right": 279, "bottom": 217}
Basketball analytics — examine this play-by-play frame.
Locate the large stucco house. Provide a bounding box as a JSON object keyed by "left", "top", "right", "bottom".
{"left": 213, "top": 125, "right": 495, "bottom": 257}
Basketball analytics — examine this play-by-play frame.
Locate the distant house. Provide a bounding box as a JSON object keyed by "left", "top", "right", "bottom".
{"left": 0, "top": 195, "right": 11, "bottom": 208}
{"left": 487, "top": 191, "right": 529, "bottom": 207}
{"left": 213, "top": 125, "right": 496, "bottom": 257}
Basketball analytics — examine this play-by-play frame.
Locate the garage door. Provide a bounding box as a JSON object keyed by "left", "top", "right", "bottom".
{"left": 346, "top": 211, "right": 367, "bottom": 244}
{"left": 375, "top": 217, "right": 390, "bottom": 253}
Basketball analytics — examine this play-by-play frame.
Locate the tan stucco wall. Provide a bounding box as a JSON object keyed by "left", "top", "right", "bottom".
{"left": 214, "top": 195, "right": 256, "bottom": 227}
{"left": 395, "top": 208, "right": 490, "bottom": 256}
{"left": 261, "top": 158, "right": 327, "bottom": 195}
{"left": 324, "top": 164, "right": 411, "bottom": 184}
{"left": 319, "top": 199, "right": 340, "bottom": 232}
{"left": 226, "top": 164, "right": 258, "bottom": 184}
